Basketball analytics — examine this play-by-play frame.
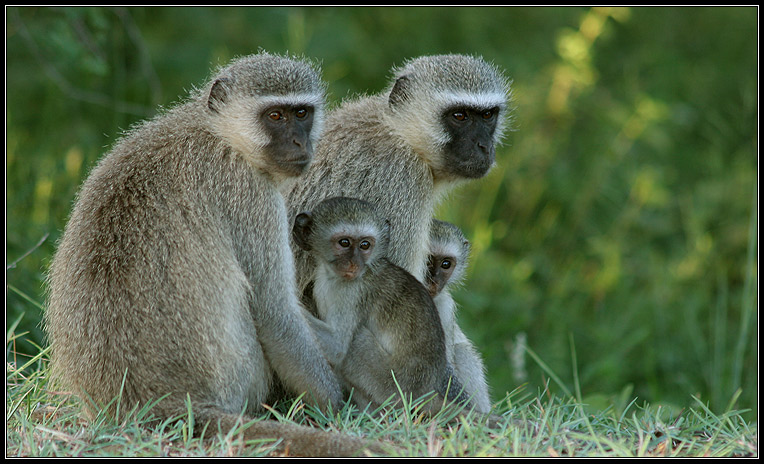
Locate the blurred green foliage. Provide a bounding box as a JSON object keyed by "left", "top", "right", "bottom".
{"left": 6, "top": 7, "right": 757, "bottom": 420}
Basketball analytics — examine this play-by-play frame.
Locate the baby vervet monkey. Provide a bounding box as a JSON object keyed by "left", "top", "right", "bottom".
{"left": 292, "top": 197, "right": 474, "bottom": 416}
{"left": 427, "top": 219, "right": 492, "bottom": 413}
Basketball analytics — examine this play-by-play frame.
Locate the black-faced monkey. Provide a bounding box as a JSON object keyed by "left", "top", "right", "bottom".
{"left": 45, "top": 52, "right": 385, "bottom": 457}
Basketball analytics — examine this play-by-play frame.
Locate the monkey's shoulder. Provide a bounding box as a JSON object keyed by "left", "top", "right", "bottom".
{"left": 66, "top": 99, "right": 282, "bottom": 255}
{"left": 359, "top": 260, "right": 447, "bottom": 362}
{"left": 94, "top": 103, "right": 211, "bottom": 173}
{"left": 365, "top": 260, "right": 441, "bottom": 325}
{"left": 325, "top": 95, "right": 386, "bottom": 125}
{"left": 319, "top": 96, "right": 404, "bottom": 150}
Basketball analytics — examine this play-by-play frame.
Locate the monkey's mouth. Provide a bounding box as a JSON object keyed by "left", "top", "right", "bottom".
{"left": 283, "top": 156, "right": 311, "bottom": 166}
{"left": 341, "top": 270, "right": 362, "bottom": 280}
{"left": 275, "top": 157, "right": 312, "bottom": 176}
{"left": 337, "top": 265, "right": 363, "bottom": 281}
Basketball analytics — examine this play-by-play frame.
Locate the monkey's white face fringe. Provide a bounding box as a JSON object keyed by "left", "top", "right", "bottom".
{"left": 390, "top": 91, "right": 508, "bottom": 168}
{"left": 210, "top": 92, "right": 325, "bottom": 166}
{"left": 428, "top": 239, "right": 469, "bottom": 287}
{"left": 329, "top": 222, "right": 380, "bottom": 242}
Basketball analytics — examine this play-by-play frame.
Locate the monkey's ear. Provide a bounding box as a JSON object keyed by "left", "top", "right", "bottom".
{"left": 208, "top": 77, "right": 233, "bottom": 113}
{"left": 388, "top": 75, "right": 411, "bottom": 108}
{"left": 293, "top": 212, "right": 314, "bottom": 251}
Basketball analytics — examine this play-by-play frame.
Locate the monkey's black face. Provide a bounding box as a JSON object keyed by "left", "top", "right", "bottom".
{"left": 330, "top": 234, "right": 376, "bottom": 281}
{"left": 441, "top": 106, "right": 499, "bottom": 179}
{"left": 261, "top": 105, "right": 315, "bottom": 177}
{"left": 426, "top": 254, "right": 456, "bottom": 297}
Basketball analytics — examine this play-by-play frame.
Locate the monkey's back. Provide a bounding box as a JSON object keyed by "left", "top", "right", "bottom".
{"left": 45, "top": 105, "right": 269, "bottom": 419}
{"left": 360, "top": 260, "right": 450, "bottom": 392}
{"left": 287, "top": 96, "right": 436, "bottom": 289}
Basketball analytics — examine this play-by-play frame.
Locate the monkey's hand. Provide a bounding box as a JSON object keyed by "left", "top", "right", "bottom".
{"left": 302, "top": 309, "right": 346, "bottom": 367}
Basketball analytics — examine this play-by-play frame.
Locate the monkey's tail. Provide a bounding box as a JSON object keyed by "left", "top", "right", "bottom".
{"left": 193, "top": 408, "right": 392, "bottom": 457}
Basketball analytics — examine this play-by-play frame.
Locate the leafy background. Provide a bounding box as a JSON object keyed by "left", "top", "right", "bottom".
{"left": 6, "top": 7, "right": 757, "bottom": 421}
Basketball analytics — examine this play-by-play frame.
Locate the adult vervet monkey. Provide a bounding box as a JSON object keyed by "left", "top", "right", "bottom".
{"left": 45, "top": 52, "right": 386, "bottom": 457}
{"left": 287, "top": 53, "right": 512, "bottom": 303}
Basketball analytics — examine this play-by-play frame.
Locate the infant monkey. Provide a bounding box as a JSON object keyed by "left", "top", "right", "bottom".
{"left": 292, "top": 197, "right": 473, "bottom": 416}
{"left": 427, "top": 219, "right": 492, "bottom": 413}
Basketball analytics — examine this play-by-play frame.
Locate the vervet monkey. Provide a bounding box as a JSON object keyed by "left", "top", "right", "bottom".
{"left": 292, "top": 197, "right": 473, "bottom": 415}
{"left": 45, "top": 53, "right": 386, "bottom": 457}
{"left": 287, "top": 54, "right": 512, "bottom": 303}
{"left": 427, "top": 219, "right": 491, "bottom": 413}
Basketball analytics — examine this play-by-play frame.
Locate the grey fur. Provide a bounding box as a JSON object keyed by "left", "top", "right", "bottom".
{"left": 44, "top": 52, "right": 386, "bottom": 457}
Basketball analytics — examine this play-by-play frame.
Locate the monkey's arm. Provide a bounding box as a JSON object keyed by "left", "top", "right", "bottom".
{"left": 302, "top": 309, "right": 346, "bottom": 367}
{"left": 235, "top": 188, "right": 343, "bottom": 409}
{"left": 252, "top": 291, "right": 342, "bottom": 408}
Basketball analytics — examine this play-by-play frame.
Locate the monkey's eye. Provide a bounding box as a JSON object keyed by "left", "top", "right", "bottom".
{"left": 452, "top": 111, "right": 467, "bottom": 121}
{"left": 338, "top": 238, "right": 351, "bottom": 248}
{"left": 482, "top": 110, "right": 494, "bottom": 119}
{"left": 440, "top": 259, "right": 452, "bottom": 269}
{"left": 359, "top": 240, "right": 371, "bottom": 250}
{"left": 296, "top": 108, "right": 308, "bottom": 119}
{"left": 268, "top": 111, "right": 283, "bottom": 121}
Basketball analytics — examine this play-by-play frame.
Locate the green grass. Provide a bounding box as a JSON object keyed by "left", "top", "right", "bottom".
{"left": 7, "top": 326, "right": 757, "bottom": 458}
